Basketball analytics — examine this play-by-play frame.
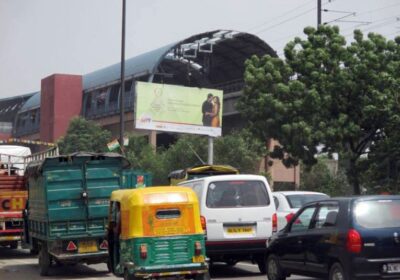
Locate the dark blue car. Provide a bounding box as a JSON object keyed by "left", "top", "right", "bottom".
{"left": 266, "top": 196, "right": 400, "bottom": 280}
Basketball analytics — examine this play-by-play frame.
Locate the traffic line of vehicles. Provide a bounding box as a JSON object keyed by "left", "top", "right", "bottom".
{"left": 1, "top": 147, "right": 399, "bottom": 280}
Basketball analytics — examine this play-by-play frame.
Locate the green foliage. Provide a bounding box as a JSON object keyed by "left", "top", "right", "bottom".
{"left": 238, "top": 25, "right": 400, "bottom": 194}
{"left": 58, "top": 117, "right": 112, "bottom": 154}
{"left": 124, "top": 130, "right": 267, "bottom": 185}
{"left": 214, "top": 130, "right": 267, "bottom": 173}
{"left": 125, "top": 136, "right": 168, "bottom": 185}
{"left": 300, "top": 159, "right": 350, "bottom": 197}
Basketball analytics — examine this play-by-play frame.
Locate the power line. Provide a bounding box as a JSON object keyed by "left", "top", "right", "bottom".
{"left": 344, "top": 17, "right": 399, "bottom": 38}
{"left": 357, "top": 2, "right": 400, "bottom": 17}
{"left": 341, "top": 15, "right": 397, "bottom": 34}
{"left": 256, "top": 6, "right": 317, "bottom": 35}
{"left": 246, "top": 0, "right": 315, "bottom": 33}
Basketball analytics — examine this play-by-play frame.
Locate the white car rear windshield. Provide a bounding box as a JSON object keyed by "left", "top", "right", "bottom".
{"left": 286, "top": 194, "right": 328, "bottom": 209}
{"left": 206, "top": 180, "right": 270, "bottom": 208}
{"left": 354, "top": 199, "right": 400, "bottom": 229}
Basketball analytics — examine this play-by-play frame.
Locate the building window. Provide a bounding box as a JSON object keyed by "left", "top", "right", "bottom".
{"left": 96, "top": 89, "right": 107, "bottom": 109}
{"left": 109, "top": 85, "right": 120, "bottom": 104}
{"left": 85, "top": 92, "right": 92, "bottom": 111}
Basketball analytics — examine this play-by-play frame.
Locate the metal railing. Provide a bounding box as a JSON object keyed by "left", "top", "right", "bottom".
{"left": 0, "top": 146, "right": 59, "bottom": 175}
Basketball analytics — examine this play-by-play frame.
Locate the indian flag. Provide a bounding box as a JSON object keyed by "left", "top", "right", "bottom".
{"left": 107, "top": 139, "right": 120, "bottom": 151}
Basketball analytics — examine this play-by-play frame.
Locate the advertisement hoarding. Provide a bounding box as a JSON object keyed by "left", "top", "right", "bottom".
{"left": 135, "top": 82, "right": 223, "bottom": 137}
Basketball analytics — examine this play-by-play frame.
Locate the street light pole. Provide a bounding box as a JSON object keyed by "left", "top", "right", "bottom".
{"left": 317, "top": 0, "right": 322, "bottom": 25}
{"left": 119, "top": 0, "right": 126, "bottom": 152}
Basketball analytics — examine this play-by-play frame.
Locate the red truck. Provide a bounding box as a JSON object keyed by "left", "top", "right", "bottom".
{"left": 0, "top": 174, "right": 26, "bottom": 248}
{"left": 0, "top": 144, "right": 58, "bottom": 249}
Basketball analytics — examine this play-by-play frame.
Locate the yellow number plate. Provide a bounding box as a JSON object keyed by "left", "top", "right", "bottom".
{"left": 192, "top": 255, "right": 205, "bottom": 263}
{"left": 227, "top": 227, "right": 253, "bottom": 234}
{"left": 78, "top": 240, "right": 98, "bottom": 253}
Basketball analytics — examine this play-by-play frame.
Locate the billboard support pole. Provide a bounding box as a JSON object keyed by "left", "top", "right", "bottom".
{"left": 208, "top": 136, "right": 214, "bottom": 165}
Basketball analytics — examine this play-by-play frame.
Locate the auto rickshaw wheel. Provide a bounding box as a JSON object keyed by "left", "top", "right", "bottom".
{"left": 39, "top": 244, "right": 51, "bottom": 276}
{"left": 124, "top": 269, "right": 139, "bottom": 280}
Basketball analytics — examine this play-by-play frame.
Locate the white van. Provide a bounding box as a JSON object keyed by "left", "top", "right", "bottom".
{"left": 179, "top": 174, "right": 276, "bottom": 274}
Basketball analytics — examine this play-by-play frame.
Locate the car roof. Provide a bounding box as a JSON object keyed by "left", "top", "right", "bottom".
{"left": 179, "top": 174, "right": 267, "bottom": 184}
{"left": 273, "top": 191, "right": 328, "bottom": 196}
{"left": 301, "top": 195, "right": 400, "bottom": 207}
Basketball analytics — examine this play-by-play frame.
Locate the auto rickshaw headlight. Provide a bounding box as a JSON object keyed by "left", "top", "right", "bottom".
{"left": 194, "top": 241, "right": 202, "bottom": 256}
{"left": 140, "top": 244, "right": 148, "bottom": 259}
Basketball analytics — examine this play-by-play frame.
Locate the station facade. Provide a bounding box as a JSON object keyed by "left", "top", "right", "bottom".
{"left": 0, "top": 30, "right": 299, "bottom": 188}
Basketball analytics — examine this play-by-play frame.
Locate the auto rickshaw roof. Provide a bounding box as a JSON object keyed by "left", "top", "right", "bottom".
{"left": 111, "top": 186, "right": 198, "bottom": 207}
{"left": 168, "top": 164, "right": 239, "bottom": 179}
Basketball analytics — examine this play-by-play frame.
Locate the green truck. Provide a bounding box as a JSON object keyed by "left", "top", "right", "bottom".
{"left": 22, "top": 152, "right": 151, "bottom": 276}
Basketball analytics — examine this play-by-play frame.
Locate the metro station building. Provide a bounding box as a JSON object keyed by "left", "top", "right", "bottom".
{"left": 0, "top": 30, "right": 299, "bottom": 188}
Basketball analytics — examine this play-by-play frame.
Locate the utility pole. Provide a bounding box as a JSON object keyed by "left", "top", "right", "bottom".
{"left": 317, "top": 0, "right": 322, "bottom": 26}
{"left": 119, "top": 0, "right": 126, "bottom": 153}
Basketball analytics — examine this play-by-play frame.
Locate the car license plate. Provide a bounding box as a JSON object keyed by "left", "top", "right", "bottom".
{"left": 387, "top": 263, "right": 400, "bottom": 273}
{"left": 227, "top": 227, "right": 253, "bottom": 234}
{"left": 78, "top": 240, "right": 98, "bottom": 253}
{"left": 192, "top": 255, "right": 205, "bottom": 263}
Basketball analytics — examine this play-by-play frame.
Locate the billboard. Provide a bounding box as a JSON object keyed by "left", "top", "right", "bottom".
{"left": 135, "top": 82, "right": 223, "bottom": 137}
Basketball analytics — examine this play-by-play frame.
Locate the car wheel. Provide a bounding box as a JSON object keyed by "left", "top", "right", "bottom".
{"left": 329, "top": 262, "right": 347, "bottom": 280}
{"left": 257, "top": 255, "right": 267, "bottom": 274}
{"left": 9, "top": 241, "right": 18, "bottom": 249}
{"left": 194, "top": 272, "right": 211, "bottom": 280}
{"left": 38, "top": 244, "right": 51, "bottom": 276}
{"left": 266, "top": 254, "right": 286, "bottom": 280}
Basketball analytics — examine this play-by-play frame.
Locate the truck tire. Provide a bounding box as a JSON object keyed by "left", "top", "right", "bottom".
{"left": 194, "top": 272, "right": 211, "bottom": 280}
{"left": 9, "top": 241, "right": 18, "bottom": 249}
{"left": 39, "top": 244, "right": 51, "bottom": 276}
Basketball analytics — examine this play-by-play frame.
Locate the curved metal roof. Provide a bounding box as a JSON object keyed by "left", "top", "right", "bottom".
{"left": 18, "top": 91, "right": 40, "bottom": 113}
{"left": 0, "top": 92, "right": 35, "bottom": 122}
{"left": 83, "top": 29, "right": 276, "bottom": 91}
{"left": 83, "top": 42, "right": 177, "bottom": 90}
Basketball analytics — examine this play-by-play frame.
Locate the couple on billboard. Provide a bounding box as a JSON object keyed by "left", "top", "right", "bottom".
{"left": 202, "top": 93, "right": 220, "bottom": 127}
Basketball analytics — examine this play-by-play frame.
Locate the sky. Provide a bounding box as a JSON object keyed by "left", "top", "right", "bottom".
{"left": 0, "top": 0, "right": 399, "bottom": 98}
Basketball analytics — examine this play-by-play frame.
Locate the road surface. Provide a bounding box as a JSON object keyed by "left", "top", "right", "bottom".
{"left": 0, "top": 247, "right": 318, "bottom": 280}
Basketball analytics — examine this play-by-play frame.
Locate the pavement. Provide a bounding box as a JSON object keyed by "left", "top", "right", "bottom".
{"left": 0, "top": 246, "right": 317, "bottom": 280}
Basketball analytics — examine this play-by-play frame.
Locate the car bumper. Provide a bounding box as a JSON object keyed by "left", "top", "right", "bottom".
{"left": 133, "top": 262, "right": 208, "bottom": 278}
{"left": 206, "top": 239, "right": 267, "bottom": 256}
{"left": 50, "top": 251, "right": 108, "bottom": 264}
{"left": 351, "top": 257, "right": 400, "bottom": 279}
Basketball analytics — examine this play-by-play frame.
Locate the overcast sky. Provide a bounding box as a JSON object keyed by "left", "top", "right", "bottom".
{"left": 0, "top": 0, "right": 398, "bottom": 98}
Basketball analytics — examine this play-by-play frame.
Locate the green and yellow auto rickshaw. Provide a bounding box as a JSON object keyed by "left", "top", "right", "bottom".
{"left": 107, "top": 186, "right": 209, "bottom": 280}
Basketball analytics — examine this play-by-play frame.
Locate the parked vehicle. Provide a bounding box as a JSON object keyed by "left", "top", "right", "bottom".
{"left": 266, "top": 195, "right": 400, "bottom": 280}
{"left": 168, "top": 164, "right": 238, "bottom": 185}
{"left": 179, "top": 174, "right": 276, "bottom": 274}
{"left": 0, "top": 144, "right": 58, "bottom": 249}
{"left": 273, "top": 191, "right": 329, "bottom": 231}
{"left": 22, "top": 152, "right": 134, "bottom": 276}
{"left": 108, "top": 186, "right": 209, "bottom": 280}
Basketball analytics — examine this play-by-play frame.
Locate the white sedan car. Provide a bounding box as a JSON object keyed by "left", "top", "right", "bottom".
{"left": 273, "top": 191, "right": 329, "bottom": 231}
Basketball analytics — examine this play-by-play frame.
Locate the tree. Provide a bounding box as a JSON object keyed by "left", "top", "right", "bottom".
{"left": 125, "top": 136, "right": 168, "bottom": 185}
{"left": 361, "top": 119, "right": 400, "bottom": 194}
{"left": 58, "top": 117, "right": 112, "bottom": 154}
{"left": 238, "top": 25, "right": 400, "bottom": 194}
{"left": 125, "top": 130, "right": 267, "bottom": 184}
{"left": 301, "top": 159, "right": 350, "bottom": 197}
{"left": 214, "top": 129, "right": 267, "bottom": 173}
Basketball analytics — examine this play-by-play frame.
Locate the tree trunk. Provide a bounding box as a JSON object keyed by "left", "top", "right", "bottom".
{"left": 348, "top": 158, "right": 361, "bottom": 195}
